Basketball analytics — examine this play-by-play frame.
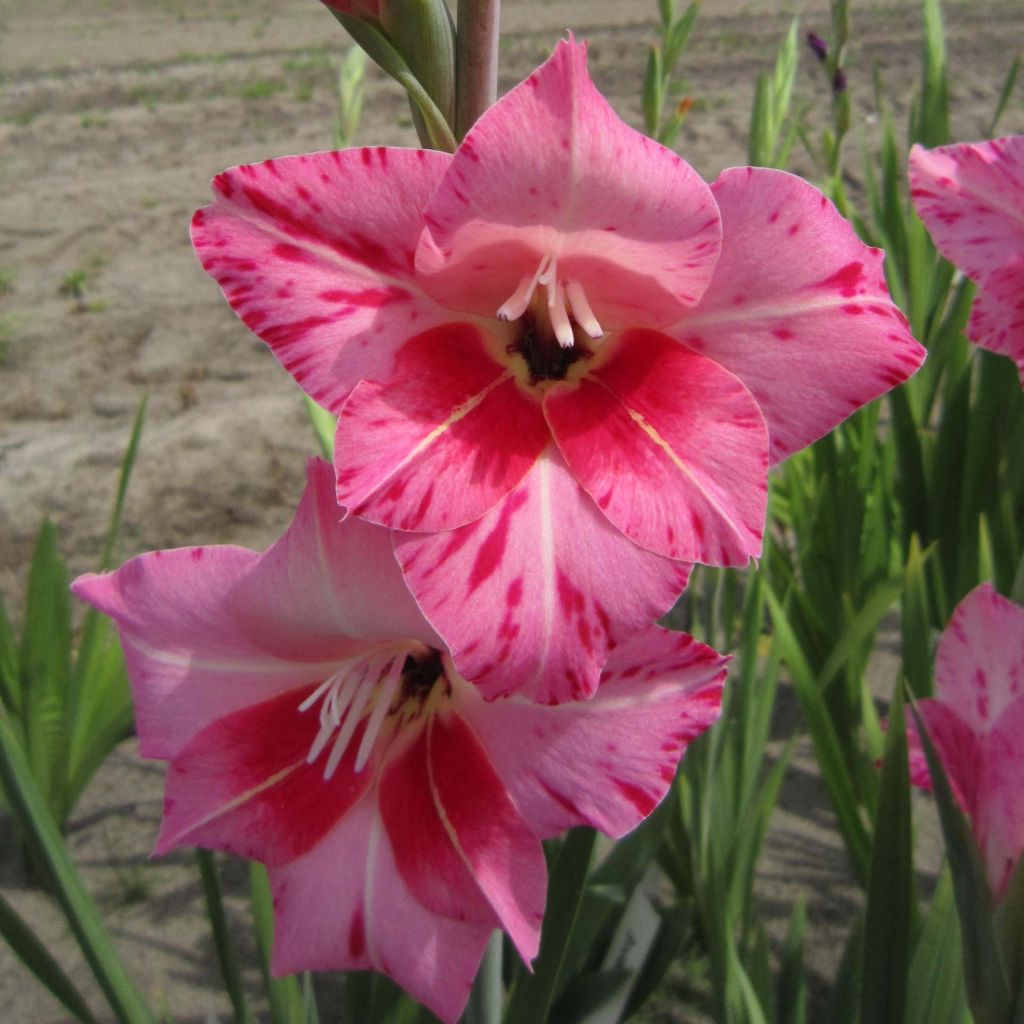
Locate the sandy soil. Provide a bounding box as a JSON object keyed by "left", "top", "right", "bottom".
{"left": 0, "top": 0, "right": 1021, "bottom": 1021}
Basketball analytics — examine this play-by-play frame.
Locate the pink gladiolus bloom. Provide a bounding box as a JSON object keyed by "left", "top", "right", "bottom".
{"left": 72, "top": 459, "right": 727, "bottom": 1023}
{"left": 910, "top": 135, "right": 1024, "bottom": 384}
{"left": 192, "top": 39, "right": 923, "bottom": 702}
{"left": 907, "top": 583, "right": 1024, "bottom": 901}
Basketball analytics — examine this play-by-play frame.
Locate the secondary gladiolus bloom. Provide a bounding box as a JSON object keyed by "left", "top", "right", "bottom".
{"left": 910, "top": 135, "right": 1024, "bottom": 385}
{"left": 907, "top": 583, "right": 1024, "bottom": 901}
{"left": 192, "top": 39, "right": 923, "bottom": 702}
{"left": 72, "top": 460, "right": 727, "bottom": 1023}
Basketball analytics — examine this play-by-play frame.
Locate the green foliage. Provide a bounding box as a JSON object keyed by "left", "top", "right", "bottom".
{"left": 641, "top": 1, "right": 700, "bottom": 148}
{"left": 0, "top": 398, "right": 146, "bottom": 831}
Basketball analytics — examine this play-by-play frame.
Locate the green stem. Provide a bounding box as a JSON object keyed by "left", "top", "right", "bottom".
{"left": 466, "top": 931, "right": 504, "bottom": 1024}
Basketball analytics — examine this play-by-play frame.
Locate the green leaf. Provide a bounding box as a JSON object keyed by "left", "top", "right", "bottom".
{"left": 19, "top": 519, "right": 73, "bottom": 820}
{"left": 197, "top": 851, "right": 255, "bottom": 1024}
{"left": 250, "top": 863, "right": 306, "bottom": 1024}
{"left": 331, "top": 12, "right": 456, "bottom": 152}
{"left": 503, "top": 828, "right": 596, "bottom": 1024}
{"left": 303, "top": 395, "right": 337, "bottom": 462}
{"left": 762, "top": 580, "right": 871, "bottom": 882}
{"left": 642, "top": 46, "right": 663, "bottom": 139}
{"left": 0, "top": 593, "right": 21, "bottom": 722}
{"left": 0, "top": 709, "right": 155, "bottom": 1024}
{"left": 776, "top": 899, "right": 807, "bottom": 1024}
{"left": 995, "top": 853, "right": 1024, "bottom": 1013}
{"left": 0, "top": 888, "right": 100, "bottom": 1024}
{"left": 860, "top": 684, "right": 913, "bottom": 1024}
{"left": 905, "top": 870, "right": 969, "bottom": 1024}
{"left": 988, "top": 53, "right": 1021, "bottom": 136}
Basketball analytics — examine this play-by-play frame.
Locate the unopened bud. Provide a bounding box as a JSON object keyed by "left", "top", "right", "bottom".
{"left": 806, "top": 31, "right": 828, "bottom": 63}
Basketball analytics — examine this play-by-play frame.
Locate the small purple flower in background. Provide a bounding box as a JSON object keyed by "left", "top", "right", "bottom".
{"left": 907, "top": 583, "right": 1024, "bottom": 901}
{"left": 910, "top": 135, "right": 1024, "bottom": 385}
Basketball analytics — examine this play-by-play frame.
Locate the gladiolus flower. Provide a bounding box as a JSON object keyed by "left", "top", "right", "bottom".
{"left": 907, "top": 583, "right": 1024, "bottom": 901}
{"left": 72, "top": 459, "right": 728, "bottom": 1023}
{"left": 192, "top": 38, "right": 923, "bottom": 702}
{"left": 910, "top": 135, "right": 1024, "bottom": 385}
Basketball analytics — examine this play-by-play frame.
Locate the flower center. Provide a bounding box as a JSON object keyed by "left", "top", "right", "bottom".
{"left": 496, "top": 254, "right": 604, "bottom": 350}
{"left": 299, "top": 643, "right": 446, "bottom": 779}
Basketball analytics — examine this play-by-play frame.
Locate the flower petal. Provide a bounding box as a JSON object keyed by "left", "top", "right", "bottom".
{"left": 154, "top": 685, "right": 373, "bottom": 865}
{"left": 335, "top": 323, "right": 549, "bottom": 531}
{"left": 673, "top": 167, "right": 925, "bottom": 461}
{"left": 977, "top": 695, "right": 1024, "bottom": 900}
{"left": 935, "top": 583, "right": 1024, "bottom": 733}
{"left": 73, "top": 460, "right": 436, "bottom": 758}
{"left": 270, "top": 800, "right": 491, "bottom": 1024}
{"left": 192, "top": 148, "right": 452, "bottom": 413}
{"left": 457, "top": 626, "right": 726, "bottom": 838}
{"left": 236, "top": 458, "right": 439, "bottom": 650}
{"left": 545, "top": 329, "right": 768, "bottom": 565}
{"left": 415, "top": 39, "right": 720, "bottom": 330}
{"left": 969, "top": 257, "right": 1024, "bottom": 383}
{"left": 915, "top": 698, "right": 983, "bottom": 817}
{"left": 379, "top": 712, "right": 545, "bottom": 964}
{"left": 909, "top": 136, "right": 1024, "bottom": 283}
{"left": 395, "top": 448, "right": 691, "bottom": 703}
{"left": 72, "top": 548, "right": 330, "bottom": 760}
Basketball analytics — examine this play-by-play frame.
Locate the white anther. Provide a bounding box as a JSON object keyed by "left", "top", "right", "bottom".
{"left": 566, "top": 281, "right": 604, "bottom": 339}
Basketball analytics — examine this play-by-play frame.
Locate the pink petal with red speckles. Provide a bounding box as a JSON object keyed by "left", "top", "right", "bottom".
{"left": 545, "top": 329, "right": 768, "bottom": 565}
{"left": 935, "top": 583, "right": 1024, "bottom": 733}
{"left": 458, "top": 626, "right": 726, "bottom": 839}
{"left": 912, "top": 699, "right": 984, "bottom": 817}
{"left": 672, "top": 167, "right": 925, "bottom": 462}
{"left": 968, "top": 257, "right": 1024, "bottom": 384}
{"left": 977, "top": 695, "right": 1024, "bottom": 899}
{"left": 335, "top": 323, "right": 549, "bottom": 531}
{"left": 415, "top": 39, "right": 720, "bottom": 331}
{"left": 909, "top": 136, "right": 1024, "bottom": 284}
{"left": 154, "top": 686, "right": 373, "bottom": 865}
{"left": 394, "top": 448, "right": 691, "bottom": 704}
{"left": 72, "top": 460, "right": 437, "bottom": 759}
{"left": 379, "top": 713, "right": 545, "bottom": 964}
{"left": 192, "top": 148, "right": 453, "bottom": 413}
{"left": 270, "top": 799, "right": 492, "bottom": 1024}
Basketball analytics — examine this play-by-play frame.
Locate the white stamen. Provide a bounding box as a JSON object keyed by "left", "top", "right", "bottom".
{"left": 549, "top": 281, "right": 575, "bottom": 348}
{"left": 354, "top": 655, "right": 405, "bottom": 772}
{"left": 566, "top": 281, "right": 604, "bottom": 339}
{"left": 304, "top": 662, "right": 364, "bottom": 764}
{"left": 497, "top": 254, "right": 552, "bottom": 321}
{"left": 323, "top": 666, "right": 378, "bottom": 780}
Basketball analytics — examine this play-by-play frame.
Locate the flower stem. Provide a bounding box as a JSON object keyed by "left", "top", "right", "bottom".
{"left": 456, "top": 0, "right": 500, "bottom": 139}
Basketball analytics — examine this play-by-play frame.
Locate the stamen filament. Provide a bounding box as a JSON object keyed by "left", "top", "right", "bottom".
{"left": 354, "top": 655, "right": 405, "bottom": 772}
{"left": 323, "top": 666, "right": 378, "bottom": 780}
{"left": 497, "top": 254, "right": 552, "bottom": 322}
{"left": 566, "top": 280, "right": 604, "bottom": 339}
{"left": 549, "top": 281, "right": 575, "bottom": 348}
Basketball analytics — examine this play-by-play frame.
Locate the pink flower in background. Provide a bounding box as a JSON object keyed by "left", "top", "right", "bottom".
{"left": 908, "top": 583, "right": 1024, "bottom": 901}
{"left": 192, "top": 39, "right": 923, "bottom": 702}
{"left": 319, "top": 0, "right": 380, "bottom": 21}
{"left": 910, "top": 135, "right": 1024, "bottom": 385}
{"left": 72, "top": 459, "right": 728, "bottom": 1024}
